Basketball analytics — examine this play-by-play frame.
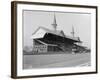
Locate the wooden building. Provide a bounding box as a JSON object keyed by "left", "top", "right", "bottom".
{"left": 31, "top": 14, "right": 83, "bottom": 53}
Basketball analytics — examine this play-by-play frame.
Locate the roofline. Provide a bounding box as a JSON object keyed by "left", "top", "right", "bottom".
{"left": 35, "top": 39, "right": 57, "bottom": 46}
{"left": 32, "top": 27, "right": 81, "bottom": 42}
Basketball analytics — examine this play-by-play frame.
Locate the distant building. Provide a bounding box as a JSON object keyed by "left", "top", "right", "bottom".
{"left": 31, "top": 14, "right": 85, "bottom": 53}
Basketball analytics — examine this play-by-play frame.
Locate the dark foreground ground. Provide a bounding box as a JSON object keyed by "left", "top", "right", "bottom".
{"left": 23, "top": 52, "right": 91, "bottom": 69}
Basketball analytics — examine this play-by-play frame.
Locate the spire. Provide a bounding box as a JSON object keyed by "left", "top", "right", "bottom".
{"left": 52, "top": 13, "right": 57, "bottom": 31}
{"left": 71, "top": 26, "right": 75, "bottom": 37}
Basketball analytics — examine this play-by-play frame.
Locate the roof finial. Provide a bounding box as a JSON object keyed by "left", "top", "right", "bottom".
{"left": 71, "top": 25, "right": 75, "bottom": 37}
{"left": 52, "top": 13, "right": 57, "bottom": 31}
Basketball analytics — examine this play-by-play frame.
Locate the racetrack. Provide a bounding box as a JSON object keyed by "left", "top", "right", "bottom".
{"left": 23, "top": 52, "right": 91, "bottom": 69}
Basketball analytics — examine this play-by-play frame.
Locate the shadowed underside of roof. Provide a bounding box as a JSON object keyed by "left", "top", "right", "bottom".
{"left": 35, "top": 39, "right": 58, "bottom": 46}
{"left": 31, "top": 26, "right": 81, "bottom": 42}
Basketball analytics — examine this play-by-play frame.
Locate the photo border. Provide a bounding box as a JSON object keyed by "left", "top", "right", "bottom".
{"left": 11, "top": 1, "right": 98, "bottom": 79}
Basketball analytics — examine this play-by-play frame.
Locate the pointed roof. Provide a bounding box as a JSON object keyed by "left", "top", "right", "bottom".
{"left": 71, "top": 26, "right": 75, "bottom": 37}
{"left": 52, "top": 14, "right": 57, "bottom": 25}
{"left": 52, "top": 13, "right": 57, "bottom": 30}
{"left": 32, "top": 26, "right": 63, "bottom": 38}
{"left": 31, "top": 26, "right": 81, "bottom": 42}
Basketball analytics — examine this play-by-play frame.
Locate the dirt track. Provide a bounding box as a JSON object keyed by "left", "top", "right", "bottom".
{"left": 23, "top": 52, "right": 90, "bottom": 69}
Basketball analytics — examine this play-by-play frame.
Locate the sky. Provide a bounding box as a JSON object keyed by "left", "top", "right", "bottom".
{"left": 23, "top": 10, "right": 91, "bottom": 48}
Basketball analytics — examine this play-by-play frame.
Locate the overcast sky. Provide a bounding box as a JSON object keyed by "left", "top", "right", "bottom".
{"left": 23, "top": 10, "right": 91, "bottom": 48}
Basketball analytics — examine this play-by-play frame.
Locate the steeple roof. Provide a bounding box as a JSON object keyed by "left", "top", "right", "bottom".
{"left": 71, "top": 26, "right": 75, "bottom": 37}
{"left": 52, "top": 13, "right": 57, "bottom": 31}
{"left": 52, "top": 14, "right": 57, "bottom": 25}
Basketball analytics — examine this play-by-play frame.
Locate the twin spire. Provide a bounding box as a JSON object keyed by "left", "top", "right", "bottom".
{"left": 52, "top": 13, "right": 57, "bottom": 31}
{"left": 71, "top": 26, "right": 75, "bottom": 37}
{"left": 51, "top": 13, "right": 75, "bottom": 37}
